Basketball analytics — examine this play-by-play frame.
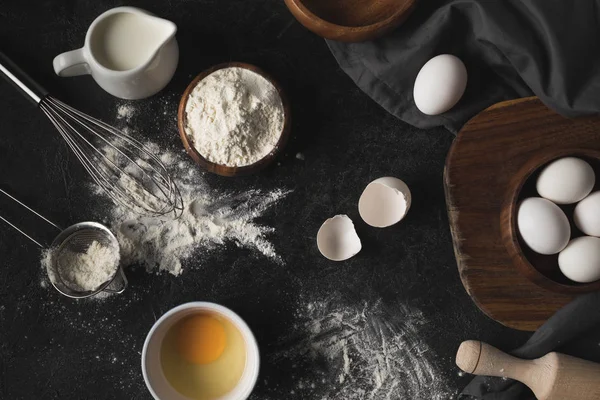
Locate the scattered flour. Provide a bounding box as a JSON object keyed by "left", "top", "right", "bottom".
{"left": 184, "top": 67, "right": 284, "bottom": 167}
{"left": 96, "top": 140, "right": 290, "bottom": 276}
{"left": 274, "top": 296, "right": 452, "bottom": 400}
{"left": 117, "top": 104, "right": 135, "bottom": 121}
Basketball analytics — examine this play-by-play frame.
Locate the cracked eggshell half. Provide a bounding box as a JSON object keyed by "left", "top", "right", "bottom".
{"left": 317, "top": 215, "right": 362, "bottom": 261}
{"left": 358, "top": 177, "right": 412, "bottom": 228}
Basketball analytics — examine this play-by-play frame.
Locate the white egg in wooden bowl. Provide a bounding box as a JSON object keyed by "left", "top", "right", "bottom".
{"left": 358, "top": 177, "right": 411, "bottom": 228}
{"left": 558, "top": 236, "right": 600, "bottom": 283}
{"left": 317, "top": 215, "right": 362, "bottom": 261}
{"left": 536, "top": 157, "right": 595, "bottom": 204}
{"left": 517, "top": 197, "right": 570, "bottom": 255}
{"left": 574, "top": 191, "right": 600, "bottom": 237}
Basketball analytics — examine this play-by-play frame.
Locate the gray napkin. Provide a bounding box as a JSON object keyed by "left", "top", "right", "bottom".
{"left": 327, "top": 0, "right": 600, "bottom": 133}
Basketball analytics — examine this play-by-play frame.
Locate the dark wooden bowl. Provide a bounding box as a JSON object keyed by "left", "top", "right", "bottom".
{"left": 178, "top": 62, "right": 291, "bottom": 177}
{"left": 284, "top": 0, "right": 416, "bottom": 42}
{"left": 501, "top": 148, "right": 600, "bottom": 294}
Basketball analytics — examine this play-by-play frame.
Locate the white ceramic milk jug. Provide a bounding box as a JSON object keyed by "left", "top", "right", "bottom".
{"left": 53, "top": 7, "right": 179, "bottom": 100}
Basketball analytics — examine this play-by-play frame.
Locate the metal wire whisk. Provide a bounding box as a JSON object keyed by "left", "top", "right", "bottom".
{"left": 0, "top": 51, "right": 183, "bottom": 217}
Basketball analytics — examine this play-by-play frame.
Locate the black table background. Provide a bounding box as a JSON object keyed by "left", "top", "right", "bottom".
{"left": 0, "top": 1, "right": 530, "bottom": 399}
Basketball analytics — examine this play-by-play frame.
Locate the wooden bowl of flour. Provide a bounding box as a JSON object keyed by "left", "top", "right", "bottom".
{"left": 178, "top": 62, "right": 291, "bottom": 177}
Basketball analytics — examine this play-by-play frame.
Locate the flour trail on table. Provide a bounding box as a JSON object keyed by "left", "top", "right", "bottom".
{"left": 86, "top": 103, "right": 291, "bottom": 276}
{"left": 274, "top": 295, "right": 452, "bottom": 400}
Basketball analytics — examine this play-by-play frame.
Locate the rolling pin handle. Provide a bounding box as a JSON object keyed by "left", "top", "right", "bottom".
{"left": 456, "top": 340, "right": 483, "bottom": 373}
{"left": 456, "top": 340, "right": 527, "bottom": 378}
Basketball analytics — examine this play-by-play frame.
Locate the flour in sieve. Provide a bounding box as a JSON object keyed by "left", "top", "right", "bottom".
{"left": 41, "top": 241, "right": 119, "bottom": 292}
{"left": 184, "top": 67, "right": 284, "bottom": 167}
{"left": 94, "top": 140, "right": 290, "bottom": 276}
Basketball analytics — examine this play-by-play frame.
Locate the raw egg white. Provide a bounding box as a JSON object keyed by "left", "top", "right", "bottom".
{"left": 517, "top": 197, "right": 570, "bottom": 255}
{"left": 574, "top": 191, "right": 600, "bottom": 237}
{"left": 358, "top": 177, "right": 411, "bottom": 228}
{"left": 558, "top": 236, "right": 600, "bottom": 283}
{"left": 536, "top": 157, "right": 595, "bottom": 204}
{"left": 413, "top": 54, "right": 467, "bottom": 115}
{"left": 161, "top": 313, "right": 246, "bottom": 400}
{"left": 317, "top": 215, "right": 361, "bottom": 261}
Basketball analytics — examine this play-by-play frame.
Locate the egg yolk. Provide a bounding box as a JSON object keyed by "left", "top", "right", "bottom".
{"left": 177, "top": 315, "right": 227, "bottom": 365}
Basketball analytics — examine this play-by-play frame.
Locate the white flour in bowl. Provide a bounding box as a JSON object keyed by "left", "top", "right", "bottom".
{"left": 184, "top": 67, "right": 285, "bottom": 167}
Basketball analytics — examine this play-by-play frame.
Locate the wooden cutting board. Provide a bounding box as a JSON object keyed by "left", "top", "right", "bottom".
{"left": 444, "top": 97, "right": 600, "bottom": 332}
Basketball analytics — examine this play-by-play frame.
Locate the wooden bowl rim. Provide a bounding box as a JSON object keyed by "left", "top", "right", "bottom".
{"left": 503, "top": 148, "right": 600, "bottom": 294}
{"left": 285, "top": 0, "right": 415, "bottom": 32}
{"left": 177, "top": 62, "right": 291, "bottom": 177}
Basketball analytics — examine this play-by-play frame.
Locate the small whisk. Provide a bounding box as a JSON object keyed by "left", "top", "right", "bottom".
{"left": 0, "top": 51, "right": 183, "bottom": 217}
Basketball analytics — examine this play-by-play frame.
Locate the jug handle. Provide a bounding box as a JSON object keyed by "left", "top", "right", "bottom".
{"left": 53, "top": 48, "right": 90, "bottom": 77}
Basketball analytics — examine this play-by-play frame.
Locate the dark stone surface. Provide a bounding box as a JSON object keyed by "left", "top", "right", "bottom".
{"left": 0, "top": 1, "right": 529, "bottom": 399}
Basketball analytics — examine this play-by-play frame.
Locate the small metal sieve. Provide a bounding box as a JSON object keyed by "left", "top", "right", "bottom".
{"left": 0, "top": 189, "right": 127, "bottom": 298}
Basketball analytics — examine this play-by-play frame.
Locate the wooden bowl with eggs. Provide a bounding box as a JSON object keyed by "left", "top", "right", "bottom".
{"left": 284, "top": 0, "right": 417, "bottom": 42}
{"left": 501, "top": 148, "right": 600, "bottom": 294}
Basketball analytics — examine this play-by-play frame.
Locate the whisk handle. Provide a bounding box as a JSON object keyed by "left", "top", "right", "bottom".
{"left": 0, "top": 51, "right": 48, "bottom": 105}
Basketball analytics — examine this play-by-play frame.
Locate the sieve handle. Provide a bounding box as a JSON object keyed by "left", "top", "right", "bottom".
{"left": 0, "top": 189, "right": 61, "bottom": 248}
{"left": 102, "top": 267, "right": 128, "bottom": 294}
{"left": 0, "top": 51, "right": 48, "bottom": 105}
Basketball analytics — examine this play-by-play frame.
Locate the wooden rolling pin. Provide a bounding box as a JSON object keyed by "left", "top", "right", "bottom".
{"left": 456, "top": 340, "right": 600, "bottom": 400}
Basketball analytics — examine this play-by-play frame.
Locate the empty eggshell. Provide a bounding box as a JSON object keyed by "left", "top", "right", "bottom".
{"left": 517, "top": 197, "right": 570, "bottom": 255}
{"left": 558, "top": 236, "right": 600, "bottom": 283}
{"left": 536, "top": 157, "right": 595, "bottom": 204}
{"left": 358, "top": 177, "right": 411, "bottom": 228}
{"left": 574, "top": 191, "right": 600, "bottom": 237}
{"left": 413, "top": 54, "right": 468, "bottom": 115}
{"left": 317, "top": 215, "right": 362, "bottom": 261}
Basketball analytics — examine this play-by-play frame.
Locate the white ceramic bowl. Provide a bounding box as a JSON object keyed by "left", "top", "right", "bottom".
{"left": 142, "top": 302, "right": 260, "bottom": 400}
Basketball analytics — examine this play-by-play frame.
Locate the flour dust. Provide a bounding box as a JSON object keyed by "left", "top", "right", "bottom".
{"left": 94, "top": 139, "right": 290, "bottom": 276}
{"left": 272, "top": 295, "right": 453, "bottom": 400}
{"left": 116, "top": 104, "right": 135, "bottom": 122}
{"left": 77, "top": 101, "right": 289, "bottom": 278}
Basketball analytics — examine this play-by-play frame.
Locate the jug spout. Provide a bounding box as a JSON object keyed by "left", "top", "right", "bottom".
{"left": 136, "top": 13, "right": 178, "bottom": 61}
{"left": 149, "top": 16, "right": 178, "bottom": 46}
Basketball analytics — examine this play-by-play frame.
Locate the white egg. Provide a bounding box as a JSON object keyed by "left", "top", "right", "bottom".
{"left": 358, "top": 177, "right": 411, "bottom": 228}
{"left": 413, "top": 54, "right": 467, "bottom": 115}
{"left": 517, "top": 197, "right": 570, "bottom": 255}
{"left": 317, "top": 215, "right": 362, "bottom": 261}
{"left": 574, "top": 191, "right": 600, "bottom": 237}
{"left": 558, "top": 236, "right": 600, "bottom": 283}
{"left": 536, "top": 157, "right": 595, "bottom": 204}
